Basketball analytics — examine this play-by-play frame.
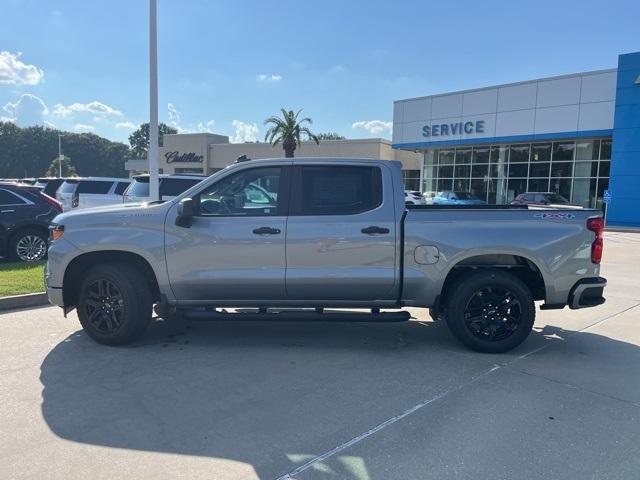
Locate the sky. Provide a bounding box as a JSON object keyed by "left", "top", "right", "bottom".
{"left": 0, "top": 0, "right": 638, "bottom": 145}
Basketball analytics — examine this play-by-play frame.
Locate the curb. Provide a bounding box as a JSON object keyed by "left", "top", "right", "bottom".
{"left": 0, "top": 292, "right": 49, "bottom": 311}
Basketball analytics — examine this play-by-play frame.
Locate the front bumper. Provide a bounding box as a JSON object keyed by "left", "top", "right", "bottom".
{"left": 46, "top": 286, "right": 64, "bottom": 307}
{"left": 569, "top": 277, "right": 607, "bottom": 309}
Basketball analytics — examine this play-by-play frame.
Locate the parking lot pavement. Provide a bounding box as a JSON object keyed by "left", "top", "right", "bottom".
{"left": 1, "top": 232, "right": 639, "bottom": 480}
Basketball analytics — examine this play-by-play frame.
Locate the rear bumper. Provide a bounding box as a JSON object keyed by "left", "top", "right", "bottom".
{"left": 569, "top": 277, "right": 607, "bottom": 309}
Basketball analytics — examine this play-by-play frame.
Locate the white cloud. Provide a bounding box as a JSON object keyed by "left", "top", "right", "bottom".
{"left": 257, "top": 74, "right": 282, "bottom": 82}
{"left": 230, "top": 120, "right": 259, "bottom": 143}
{"left": 52, "top": 100, "right": 122, "bottom": 118}
{"left": 2, "top": 93, "right": 49, "bottom": 126}
{"left": 0, "top": 51, "right": 44, "bottom": 85}
{"left": 197, "top": 120, "right": 216, "bottom": 133}
{"left": 74, "top": 123, "right": 95, "bottom": 132}
{"left": 351, "top": 120, "right": 392, "bottom": 135}
{"left": 167, "top": 102, "right": 187, "bottom": 132}
{"left": 115, "top": 121, "right": 136, "bottom": 130}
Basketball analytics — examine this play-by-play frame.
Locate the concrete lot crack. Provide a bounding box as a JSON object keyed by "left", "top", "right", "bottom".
{"left": 276, "top": 301, "right": 640, "bottom": 480}
{"left": 503, "top": 366, "right": 640, "bottom": 408}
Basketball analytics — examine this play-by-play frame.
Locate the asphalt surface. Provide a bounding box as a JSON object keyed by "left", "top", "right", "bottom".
{"left": 1, "top": 232, "right": 639, "bottom": 479}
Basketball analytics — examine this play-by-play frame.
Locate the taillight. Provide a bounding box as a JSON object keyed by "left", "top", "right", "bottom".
{"left": 587, "top": 217, "right": 604, "bottom": 264}
{"left": 41, "top": 192, "right": 63, "bottom": 212}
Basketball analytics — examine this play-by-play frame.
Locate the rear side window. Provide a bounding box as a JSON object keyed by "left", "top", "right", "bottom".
{"left": 77, "top": 181, "right": 112, "bottom": 194}
{"left": 0, "top": 189, "right": 26, "bottom": 206}
{"left": 58, "top": 181, "right": 78, "bottom": 194}
{"left": 160, "top": 178, "right": 202, "bottom": 196}
{"left": 114, "top": 182, "right": 130, "bottom": 195}
{"left": 126, "top": 178, "right": 150, "bottom": 197}
{"left": 292, "top": 166, "right": 382, "bottom": 215}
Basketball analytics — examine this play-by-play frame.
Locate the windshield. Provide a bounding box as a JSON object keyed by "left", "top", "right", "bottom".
{"left": 545, "top": 193, "right": 569, "bottom": 203}
{"left": 58, "top": 180, "right": 78, "bottom": 194}
{"left": 454, "top": 192, "right": 474, "bottom": 200}
{"left": 125, "top": 178, "right": 150, "bottom": 197}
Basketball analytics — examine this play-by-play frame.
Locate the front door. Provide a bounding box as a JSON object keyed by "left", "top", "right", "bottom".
{"left": 165, "top": 165, "right": 289, "bottom": 302}
{"left": 285, "top": 164, "right": 398, "bottom": 301}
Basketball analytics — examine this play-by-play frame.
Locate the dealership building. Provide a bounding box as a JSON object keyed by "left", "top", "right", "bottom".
{"left": 392, "top": 51, "right": 640, "bottom": 226}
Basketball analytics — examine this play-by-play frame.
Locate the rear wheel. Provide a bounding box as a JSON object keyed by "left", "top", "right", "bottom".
{"left": 445, "top": 270, "right": 535, "bottom": 353}
{"left": 9, "top": 228, "right": 47, "bottom": 262}
{"left": 77, "top": 263, "right": 152, "bottom": 345}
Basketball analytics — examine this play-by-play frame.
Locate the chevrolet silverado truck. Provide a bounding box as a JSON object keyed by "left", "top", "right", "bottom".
{"left": 45, "top": 158, "right": 607, "bottom": 353}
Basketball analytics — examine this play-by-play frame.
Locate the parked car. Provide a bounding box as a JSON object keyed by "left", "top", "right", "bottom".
{"left": 432, "top": 191, "right": 487, "bottom": 205}
{"left": 46, "top": 158, "right": 606, "bottom": 353}
{"left": 0, "top": 181, "right": 62, "bottom": 262}
{"left": 122, "top": 174, "right": 206, "bottom": 204}
{"left": 404, "top": 190, "right": 426, "bottom": 205}
{"left": 511, "top": 192, "right": 576, "bottom": 207}
{"left": 56, "top": 177, "right": 131, "bottom": 211}
{"left": 34, "top": 177, "right": 67, "bottom": 198}
{"left": 422, "top": 191, "right": 437, "bottom": 204}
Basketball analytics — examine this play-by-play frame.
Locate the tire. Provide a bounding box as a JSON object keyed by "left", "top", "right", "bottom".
{"left": 77, "top": 263, "right": 152, "bottom": 345}
{"left": 445, "top": 270, "right": 535, "bottom": 353}
{"left": 9, "top": 228, "right": 48, "bottom": 262}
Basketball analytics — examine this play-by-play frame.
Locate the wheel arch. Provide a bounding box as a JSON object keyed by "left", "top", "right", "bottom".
{"left": 436, "top": 253, "right": 547, "bottom": 312}
{"left": 63, "top": 250, "right": 161, "bottom": 307}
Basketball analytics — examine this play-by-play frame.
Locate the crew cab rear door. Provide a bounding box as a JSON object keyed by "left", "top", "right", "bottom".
{"left": 285, "top": 163, "right": 398, "bottom": 301}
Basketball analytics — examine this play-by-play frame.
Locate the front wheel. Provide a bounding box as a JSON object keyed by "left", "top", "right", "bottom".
{"left": 445, "top": 270, "right": 535, "bottom": 353}
{"left": 77, "top": 263, "right": 152, "bottom": 345}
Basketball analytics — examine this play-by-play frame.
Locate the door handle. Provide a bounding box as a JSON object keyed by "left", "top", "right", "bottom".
{"left": 1, "top": 210, "right": 15, "bottom": 213}
{"left": 252, "top": 226, "right": 281, "bottom": 235}
{"left": 361, "top": 226, "right": 390, "bottom": 235}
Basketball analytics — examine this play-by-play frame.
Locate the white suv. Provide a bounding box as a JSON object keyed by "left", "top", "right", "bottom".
{"left": 56, "top": 177, "right": 131, "bottom": 211}
{"left": 122, "top": 174, "right": 206, "bottom": 203}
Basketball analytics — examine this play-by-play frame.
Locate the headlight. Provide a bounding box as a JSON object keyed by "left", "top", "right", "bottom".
{"left": 49, "top": 224, "right": 65, "bottom": 241}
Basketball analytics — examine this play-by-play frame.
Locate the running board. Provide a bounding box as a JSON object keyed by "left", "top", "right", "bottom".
{"left": 180, "top": 308, "right": 411, "bottom": 323}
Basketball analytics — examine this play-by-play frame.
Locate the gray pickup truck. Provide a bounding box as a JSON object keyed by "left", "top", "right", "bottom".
{"left": 45, "top": 158, "right": 607, "bottom": 352}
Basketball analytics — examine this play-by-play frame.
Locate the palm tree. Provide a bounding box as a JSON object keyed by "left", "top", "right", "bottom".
{"left": 264, "top": 109, "right": 319, "bottom": 158}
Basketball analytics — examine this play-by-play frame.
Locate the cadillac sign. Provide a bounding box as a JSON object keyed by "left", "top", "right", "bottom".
{"left": 165, "top": 151, "right": 204, "bottom": 163}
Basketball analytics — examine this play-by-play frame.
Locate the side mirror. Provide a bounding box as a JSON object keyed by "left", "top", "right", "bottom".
{"left": 176, "top": 197, "right": 195, "bottom": 228}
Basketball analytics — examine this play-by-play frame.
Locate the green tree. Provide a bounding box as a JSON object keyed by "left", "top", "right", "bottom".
{"left": 317, "top": 132, "right": 346, "bottom": 140}
{"left": 264, "top": 109, "right": 319, "bottom": 158}
{"left": 0, "top": 121, "right": 129, "bottom": 178}
{"left": 45, "top": 156, "right": 77, "bottom": 177}
{"left": 128, "top": 122, "right": 178, "bottom": 159}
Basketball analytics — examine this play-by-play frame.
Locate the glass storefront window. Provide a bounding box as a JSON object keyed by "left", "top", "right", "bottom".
{"left": 574, "top": 161, "right": 598, "bottom": 177}
{"left": 552, "top": 141, "right": 575, "bottom": 161}
{"left": 528, "top": 178, "right": 549, "bottom": 192}
{"left": 507, "top": 179, "right": 527, "bottom": 202}
{"left": 600, "top": 140, "right": 612, "bottom": 160}
{"left": 529, "top": 162, "right": 550, "bottom": 177}
{"left": 508, "top": 163, "right": 528, "bottom": 177}
{"left": 471, "top": 164, "right": 489, "bottom": 178}
{"left": 531, "top": 143, "right": 551, "bottom": 162}
{"left": 576, "top": 140, "right": 600, "bottom": 160}
{"left": 437, "top": 178, "right": 452, "bottom": 191}
{"left": 572, "top": 178, "right": 597, "bottom": 208}
{"left": 455, "top": 148, "right": 472, "bottom": 164}
{"left": 551, "top": 162, "right": 573, "bottom": 177}
{"left": 439, "top": 149, "right": 455, "bottom": 165}
{"left": 509, "top": 144, "right": 530, "bottom": 163}
{"left": 454, "top": 164, "right": 470, "bottom": 178}
{"left": 550, "top": 178, "right": 572, "bottom": 199}
{"left": 472, "top": 147, "right": 490, "bottom": 163}
{"left": 420, "top": 137, "right": 610, "bottom": 208}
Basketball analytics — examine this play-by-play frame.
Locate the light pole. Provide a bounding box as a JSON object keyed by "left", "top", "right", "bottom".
{"left": 58, "top": 134, "right": 64, "bottom": 177}
{"left": 148, "top": 0, "right": 160, "bottom": 201}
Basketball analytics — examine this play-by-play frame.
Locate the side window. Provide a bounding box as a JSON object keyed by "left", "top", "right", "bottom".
{"left": 77, "top": 181, "right": 112, "bottom": 194}
{"left": 160, "top": 178, "right": 202, "bottom": 197}
{"left": 292, "top": 165, "right": 382, "bottom": 215}
{"left": 114, "top": 182, "right": 130, "bottom": 195}
{"left": 197, "top": 167, "right": 281, "bottom": 216}
{"left": 524, "top": 194, "right": 535, "bottom": 201}
{"left": 0, "top": 189, "right": 26, "bottom": 206}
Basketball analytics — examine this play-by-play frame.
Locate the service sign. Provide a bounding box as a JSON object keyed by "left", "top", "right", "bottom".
{"left": 422, "top": 120, "right": 486, "bottom": 138}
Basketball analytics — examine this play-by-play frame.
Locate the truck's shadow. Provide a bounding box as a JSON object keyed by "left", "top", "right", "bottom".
{"left": 39, "top": 317, "right": 640, "bottom": 479}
